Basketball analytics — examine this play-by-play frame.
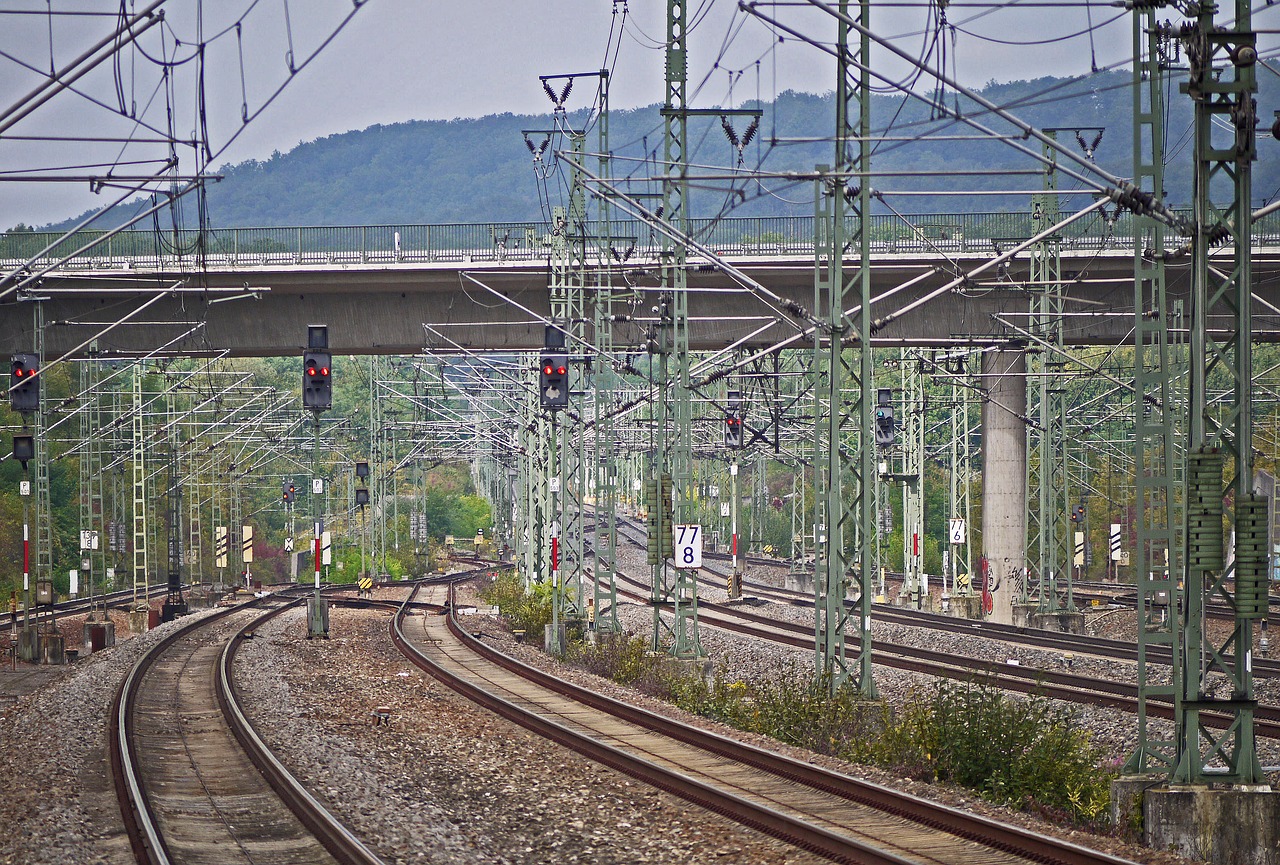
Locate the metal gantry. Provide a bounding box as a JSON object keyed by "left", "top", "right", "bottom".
{"left": 1026, "top": 134, "right": 1072, "bottom": 614}
{"left": 1174, "top": 0, "right": 1264, "bottom": 785}
{"left": 810, "top": 0, "right": 876, "bottom": 697}
{"left": 1124, "top": 4, "right": 1182, "bottom": 777}
{"left": 647, "top": 0, "right": 702, "bottom": 660}
{"left": 899, "top": 351, "right": 925, "bottom": 610}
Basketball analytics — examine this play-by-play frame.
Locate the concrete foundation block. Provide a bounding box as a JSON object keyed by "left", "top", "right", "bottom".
{"left": 307, "top": 596, "right": 329, "bottom": 639}
{"left": 128, "top": 609, "right": 149, "bottom": 635}
{"left": 1118, "top": 782, "right": 1280, "bottom": 865}
{"left": 1028, "top": 610, "right": 1087, "bottom": 634}
{"left": 948, "top": 595, "right": 984, "bottom": 620}
{"left": 83, "top": 620, "right": 116, "bottom": 652}
{"left": 784, "top": 572, "right": 814, "bottom": 594}
{"left": 38, "top": 632, "right": 64, "bottom": 665}
{"left": 1012, "top": 603, "right": 1036, "bottom": 629}
{"left": 544, "top": 623, "right": 565, "bottom": 654}
{"left": 17, "top": 628, "right": 38, "bottom": 662}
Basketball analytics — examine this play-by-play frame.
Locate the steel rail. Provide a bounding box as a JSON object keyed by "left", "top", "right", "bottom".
{"left": 110, "top": 588, "right": 381, "bottom": 865}
{"left": 218, "top": 604, "right": 386, "bottom": 865}
{"left": 392, "top": 581, "right": 1140, "bottom": 865}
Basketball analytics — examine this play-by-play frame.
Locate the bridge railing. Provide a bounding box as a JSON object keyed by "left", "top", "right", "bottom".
{"left": 3, "top": 210, "right": 1277, "bottom": 271}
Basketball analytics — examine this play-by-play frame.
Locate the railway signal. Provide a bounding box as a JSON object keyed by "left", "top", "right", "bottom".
{"left": 283, "top": 480, "right": 296, "bottom": 504}
{"left": 724, "top": 413, "right": 743, "bottom": 448}
{"left": 9, "top": 352, "right": 39, "bottom": 413}
{"left": 11, "top": 434, "right": 33, "bottom": 470}
{"left": 874, "top": 388, "right": 895, "bottom": 446}
{"left": 303, "top": 351, "right": 332, "bottom": 411}
{"left": 539, "top": 353, "right": 569, "bottom": 409}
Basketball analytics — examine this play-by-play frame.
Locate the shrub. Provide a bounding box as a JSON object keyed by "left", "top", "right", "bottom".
{"left": 874, "top": 679, "right": 1116, "bottom": 828}
{"left": 479, "top": 571, "right": 552, "bottom": 637}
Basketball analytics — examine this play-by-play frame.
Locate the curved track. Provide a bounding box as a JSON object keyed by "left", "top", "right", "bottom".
{"left": 610, "top": 517, "right": 1280, "bottom": 680}
{"left": 390, "top": 581, "right": 1141, "bottom": 865}
{"left": 110, "top": 594, "right": 384, "bottom": 865}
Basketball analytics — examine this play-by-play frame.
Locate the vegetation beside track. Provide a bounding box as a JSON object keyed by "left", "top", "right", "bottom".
{"left": 481, "top": 574, "right": 1116, "bottom": 831}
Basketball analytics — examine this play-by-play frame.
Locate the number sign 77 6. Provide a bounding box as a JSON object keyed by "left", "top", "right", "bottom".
{"left": 674, "top": 524, "right": 703, "bottom": 569}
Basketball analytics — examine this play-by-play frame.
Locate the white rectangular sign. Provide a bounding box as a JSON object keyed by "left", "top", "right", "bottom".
{"left": 321, "top": 531, "right": 332, "bottom": 565}
{"left": 674, "top": 524, "right": 703, "bottom": 569}
{"left": 949, "top": 518, "right": 966, "bottom": 545}
{"left": 720, "top": 502, "right": 730, "bottom": 518}
{"left": 1110, "top": 523, "right": 1122, "bottom": 561}
{"left": 69, "top": 570, "right": 78, "bottom": 597}
{"left": 312, "top": 478, "right": 324, "bottom": 494}
{"left": 1074, "top": 531, "right": 1085, "bottom": 567}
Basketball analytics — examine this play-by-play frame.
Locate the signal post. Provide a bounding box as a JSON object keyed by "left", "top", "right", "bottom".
{"left": 304, "top": 326, "right": 332, "bottom": 638}
{"left": 724, "top": 389, "right": 745, "bottom": 600}
{"left": 9, "top": 352, "right": 40, "bottom": 660}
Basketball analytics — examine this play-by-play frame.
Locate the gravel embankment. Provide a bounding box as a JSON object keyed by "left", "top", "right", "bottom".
{"left": 0, "top": 605, "right": 221, "bottom": 865}
{"left": 233, "top": 599, "right": 826, "bottom": 865}
{"left": 0, "top": 574, "right": 1275, "bottom": 865}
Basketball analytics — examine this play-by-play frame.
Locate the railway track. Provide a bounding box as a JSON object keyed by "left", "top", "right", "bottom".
{"left": 595, "top": 524, "right": 1280, "bottom": 738}
{"left": 613, "top": 515, "right": 1280, "bottom": 626}
{"left": 610, "top": 517, "right": 1280, "bottom": 679}
{"left": 606, "top": 567, "right": 1280, "bottom": 740}
{"left": 390, "top": 579, "right": 1140, "bottom": 865}
{"left": 110, "top": 592, "right": 385, "bottom": 865}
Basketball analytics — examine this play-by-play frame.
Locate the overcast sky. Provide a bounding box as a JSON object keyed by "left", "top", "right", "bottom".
{"left": 0, "top": 0, "right": 1212, "bottom": 227}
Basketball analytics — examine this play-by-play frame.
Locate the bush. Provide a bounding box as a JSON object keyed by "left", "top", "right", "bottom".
{"left": 479, "top": 571, "right": 552, "bottom": 637}
{"left": 874, "top": 679, "right": 1116, "bottom": 828}
{"left": 556, "top": 638, "right": 1116, "bottom": 831}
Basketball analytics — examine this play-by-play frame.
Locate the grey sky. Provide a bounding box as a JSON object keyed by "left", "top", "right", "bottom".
{"left": 0, "top": 0, "right": 1170, "bottom": 227}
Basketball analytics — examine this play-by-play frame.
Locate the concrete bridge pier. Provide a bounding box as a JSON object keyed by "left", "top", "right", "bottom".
{"left": 979, "top": 348, "right": 1026, "bottom": 625}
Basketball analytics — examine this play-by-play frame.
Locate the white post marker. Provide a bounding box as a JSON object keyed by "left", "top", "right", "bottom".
{"left": 949, "top": 518, "right": 966, "bottom": 545}
{"left": 674, "top": 524, "right": 703, "bottom": 569}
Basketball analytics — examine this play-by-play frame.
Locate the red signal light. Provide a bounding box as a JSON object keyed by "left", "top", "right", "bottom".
{"left": 555, "top": 365, "right": 567, "bottom": 375}
{"left": 306, "top": 366, "right": 317, "bottom": 376}
{"left": 320, "top": 366, "right": 330, "bottom": 376}
{"left": 543, "top": 363, "right": 554, "bottom": 375}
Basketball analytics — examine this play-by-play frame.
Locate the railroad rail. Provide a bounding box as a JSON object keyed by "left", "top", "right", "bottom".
{"left": 606, "top": 565, "right": 1280, "bottom": 740}
{"left": 390, "top": 579, "right": 1140, "bottom": 865}
{"left": 611, "top": 516, "right": 1279, "bottom": 676}
{"left": 109, "top": 591, "right": 385, "bottom": 865}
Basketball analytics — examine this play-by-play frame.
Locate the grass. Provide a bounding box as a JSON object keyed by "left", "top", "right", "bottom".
{"left": 567, "top": 634, "right": 1118, "bottom": 830}
{"left": 482, "top": 577, "right": 1118, "bottom": 830}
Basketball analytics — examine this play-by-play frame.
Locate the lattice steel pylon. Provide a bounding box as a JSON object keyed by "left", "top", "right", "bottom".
{"left": 79, "top": 355, "right": 107, "bottom": 612}
{"left": 648, "top": 0, "right": 701, "bottom": 659}
{"left": 1173, "top": 0, "right": 1264, "bottom": 785}
{"left": 547, "top": 126, "right": 588, "bottom": 628}
{"left": 131, "top": 363, "right": 148, "bottom": 607}
{"left": 948, "top": 355, "right": 974, "bottom": 597}
{"left": 1025, "top": 135, "right": 1071, "bottom": 612}
{"left": 811, "top": 0, "right": 876, "bottom": 697}
{"left": 1124, "top": 7, "right": 1182, "bottom": 777}
{"left": 900, "top": 351, "right": 925, "bottom": 609}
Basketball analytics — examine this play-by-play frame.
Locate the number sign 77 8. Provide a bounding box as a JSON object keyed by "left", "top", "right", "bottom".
{"left": 674, "top": 524, "right": 703, "bottom": 569}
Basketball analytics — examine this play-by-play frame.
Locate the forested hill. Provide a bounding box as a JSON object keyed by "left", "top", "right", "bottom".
{"left": 43, "top": 70, "right": 1280, "bottom": 230}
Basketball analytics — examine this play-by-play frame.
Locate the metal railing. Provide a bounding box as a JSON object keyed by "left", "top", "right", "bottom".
{"left": 3, "top": 209, "right": 1278, "bottom": 271}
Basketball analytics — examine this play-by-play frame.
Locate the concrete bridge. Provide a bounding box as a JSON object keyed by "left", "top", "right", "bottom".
{"left": 2, "top": 214, "right": 1279, "bottom": 358}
